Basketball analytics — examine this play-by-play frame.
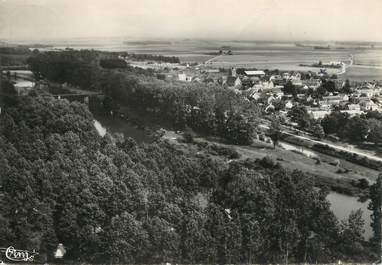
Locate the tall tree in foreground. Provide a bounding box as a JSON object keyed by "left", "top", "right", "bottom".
{"left": 369, "top": 174, "right": 382, "bottom": 254}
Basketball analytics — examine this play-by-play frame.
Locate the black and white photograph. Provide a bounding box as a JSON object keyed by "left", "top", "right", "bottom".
{"left": 1, "top": 0, "right": 382, "bottom": 264}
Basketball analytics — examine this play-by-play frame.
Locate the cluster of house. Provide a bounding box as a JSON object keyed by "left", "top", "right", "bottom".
{"left": 306, "top": 83, "right": 382, "bottom": 119}
{"left": 177, "top": 67, "right": 304, "bottom": 88}
{"left": 260, "top": 81, "right": 382, "bottom": 119}
{"left": 174, "top": 65, "right": 382, "bottom": 120}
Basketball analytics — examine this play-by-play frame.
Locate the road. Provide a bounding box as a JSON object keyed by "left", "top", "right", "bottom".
{"left": 283, "top": 131, "right": 382, "bottom": 163}
{"left": 259, "top": 123, "right": 382, "bottom": 163}
{"left": 196, "top": 54, "right": 222, "bottom": 68}
{"left": 337, "top": 54, "right": 353, "bottom": 75}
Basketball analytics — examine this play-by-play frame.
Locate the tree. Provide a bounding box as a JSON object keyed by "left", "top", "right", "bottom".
{"left": 288, "top": 105, "right": 311, "bottom": 129}
{"left": 310, "top": 122, "right": 325, "bottom": 139}
{"left": 369, "top": 174, "right": 382, "bottom": 251}
{"left": 344, "top": 116, "right": 369, "bottom": 142}
{"left": 322, "top": 80, "right": 336, "bottom": 93}
{"left": 183, "top": 127, "right": 195, "bottom": 143}
{"left": 225, "top": 113, "right": 254, "bottom": 145}
{"left": 316, "top": 85, "right": 327, "bottom": 97}
{"left": 338, "top": 209, "right": 366, "bottom": 258}
{"left": 268, "top": 116, "right": 283, "bottom": 148}
{"left": 321, "top": 111, "right": 350, "bottom": 136}
{"left": 342, "top": 79, "right": 352, "bottom": 94}
{"left": 282, "top": 80, "right": 297, "bottom": 97}
{"left": 105, "top": 212, "right": 149, "bottom": 263}
{"left": 367, "top": 119, "right": 382, "bottom": 144}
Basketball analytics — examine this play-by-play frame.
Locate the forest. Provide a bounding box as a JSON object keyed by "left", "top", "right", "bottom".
{"left": 0, "top": 92, "right": 378, "bottom": 263}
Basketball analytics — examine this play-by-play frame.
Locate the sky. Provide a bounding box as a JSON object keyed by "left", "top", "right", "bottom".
{"left": 0, "top": 0, "right": 382, "bottom": 42}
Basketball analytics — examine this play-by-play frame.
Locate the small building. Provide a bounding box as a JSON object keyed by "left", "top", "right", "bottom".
{"left": 269, "top": 75, "right": 283, "bottom": 84}
{"left": 285, "top": 101, "right": 294, "bottom": 109}
{"left": 178, "top": 73, "right": 193, "bottom": 82}
{"left": 347, "top": 104, "right": 361, "bottom": 111}
{"left": 361, "top": 100, "right": 379, "bottom": 111}
{"left": 54, "top": 243, "right": 66, "bottom": 259}
{"left": 309, "top": 110, "right": 331, "bottom": 119}
{"left": 14, "top": 80, "right": 34, "bottom": 96}
{"left": 250, "top": 92, "right": 261, "bottom": 100}
{"left": 244, "top": 70, "right": 266, "bottom": 77}
{"left": 340, "top": 110, "right": 363, "bottom": 117}
{"left": 265, "top": 103, "right": 275, "bottom": 113}
{"left": 267, "top": 95, "right": 277, "bottom": 104}
{"left": 205, "top": 68, "right": 220, "bottom": 73}
{"left": 226, "top": 76, "right": 242, "bottom": 89}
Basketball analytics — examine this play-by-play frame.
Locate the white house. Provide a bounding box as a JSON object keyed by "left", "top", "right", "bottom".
{"left": 309, "top": 110, "right": 330, "bottom": 119}
{"left": 340, "top": 110, "right": 363, "bottom": 117}
{"left": 54, "top": 243, "right": 66, "bottom": 259}
{"left": 178, "top": 73, "right": 192, "bottom": 82}
{"left": 234, "top": 77, "right": 242, "bottom": 88}
{"left": 250, "top": 92, "right": 261, "bottom": 100}
{"left": 361, "top": 100, "right": 379, "bottom": 111}
{"left": 285, "top": 100, "right": 294, "bottom": 109}
{"left": 265, "top": 103, "right": 275, "bottom": 113}
{"left": 267, "top": 95, "right": 279, "bottom": 104}
{"left": 245, "top": 70, "right": 266, "bottom": 77}
{"left": 347, "top": 104, "right": 361, "bottom": 111}
{"left": 319, "top": 103, "right": 331, "bottom": 111}
{"left": 226, "top": 76, "right": 242, "bottom": 89}
{"left": 269, "top": 75, "right": 283, "bottom": 83}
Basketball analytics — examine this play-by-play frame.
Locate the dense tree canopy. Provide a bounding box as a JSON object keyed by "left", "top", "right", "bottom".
{"left": 0, "top": 95, "right": 372, "bottom": 263}
{"left": 321, "top": 111, "right": 382, "bottom": 144}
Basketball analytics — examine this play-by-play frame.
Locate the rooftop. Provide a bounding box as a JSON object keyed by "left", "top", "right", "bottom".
{"left": 244, "top": 70, "right": 265, "bottom": 76}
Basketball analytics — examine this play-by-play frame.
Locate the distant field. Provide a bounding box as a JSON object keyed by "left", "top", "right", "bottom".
{"left": 177, "top": 54, "right": 215, "bottom": 63}
{"left": 342, "top": 65, "right": 382, "bottom": 81}
{"left": 38, "top": 38, "right": 382, "bottom": 80}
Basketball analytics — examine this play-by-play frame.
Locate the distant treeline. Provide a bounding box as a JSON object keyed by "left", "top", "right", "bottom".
{"left": 27, "top": 50, "right": 256, "bottom": 145}
{"left": 0, "top": 46, "right": 31, "bottom": 55}
{"left": 100, "top": 58, "right": 127, "bottom": 69}
{"left": 0, "top": 46, "right": 32, "bottom": 66}
{"left": 124, "top": 40, "right": 172, "bottom": 45}
{"left": 126, "top": 53, "right": 180, "bottom": 63}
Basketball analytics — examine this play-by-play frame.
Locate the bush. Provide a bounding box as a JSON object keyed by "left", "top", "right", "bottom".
{"left": 183, "top": 131, "right": 194, "bottom": 143}
{"left": 202, "top": 143, "right": 241, "bottom": 159}
{"left": 329, "top": 159, "right": 341, "bottom": 167}
{"left": 313, "top": 157, "right": 321, "bottom": 165}
{"left": 257, "top": 156, "right": 280, "bottom": 169}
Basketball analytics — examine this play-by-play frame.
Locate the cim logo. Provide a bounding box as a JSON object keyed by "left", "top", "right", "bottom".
{"left": 0, "top": 246, "right": 39, "bottom": 262}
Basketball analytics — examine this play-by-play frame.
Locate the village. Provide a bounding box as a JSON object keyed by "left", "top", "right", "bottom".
{"left": 120, "top": 53, "right": 382, "bottom": 131}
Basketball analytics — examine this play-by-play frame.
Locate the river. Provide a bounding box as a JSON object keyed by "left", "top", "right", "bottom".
{"left": 93, "top": 113, "right": 152, "bottom": 143}
{"left": 327, "top": 192, "right": 372, "bottom": 239}
{"left": 279, "top": 140, "right": 373, "bottom": 239}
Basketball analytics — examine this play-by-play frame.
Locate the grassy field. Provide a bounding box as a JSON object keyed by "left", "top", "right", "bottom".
{"left": 163, "top": 130, "right": 378, "bottom": 197}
